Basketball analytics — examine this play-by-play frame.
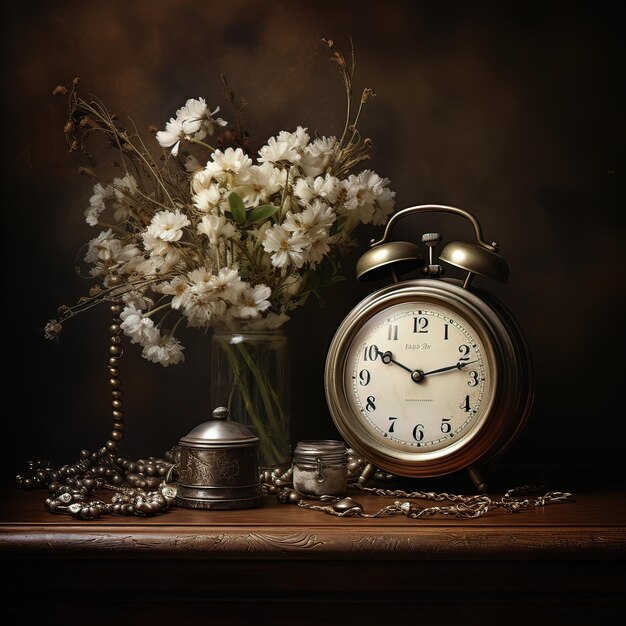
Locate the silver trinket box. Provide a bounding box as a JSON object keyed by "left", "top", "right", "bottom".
{"left": 176, "top": 406, "right": 262, "bottom": 510}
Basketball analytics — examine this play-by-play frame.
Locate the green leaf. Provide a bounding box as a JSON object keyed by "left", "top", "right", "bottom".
{"left": 228, "top": 192, "right": 247, "bottom": 225}
{"left": 247, "top": 204, "right": 279, "bottom": 224}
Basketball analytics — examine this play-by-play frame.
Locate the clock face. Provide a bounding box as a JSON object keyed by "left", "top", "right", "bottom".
{"left": 343, "top": 300, "right": 493, "bottom": 456}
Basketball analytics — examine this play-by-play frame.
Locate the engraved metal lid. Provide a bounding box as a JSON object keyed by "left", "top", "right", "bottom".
{"left": 179, "top": 407, "right": 259, "bottom": 448}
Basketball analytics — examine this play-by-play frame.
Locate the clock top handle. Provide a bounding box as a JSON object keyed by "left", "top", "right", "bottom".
{"left": 371, "top": 204, "right": 498, "bottom": 251}
{"left": 357, "top": 204, "right": 508, "bottom": 284}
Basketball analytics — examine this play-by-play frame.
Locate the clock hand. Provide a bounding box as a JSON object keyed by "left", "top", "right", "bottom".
{"left": 421, "top": 359, "right": 479, "bottom": 377}
{"left": 380, "top": 351, "right": 428, "bottom": 384}
{"left": 379, "top": 350, "right": 413, "bottom": 374}
{"left": 378, "top": 351, "right": 478, "bottom": 384}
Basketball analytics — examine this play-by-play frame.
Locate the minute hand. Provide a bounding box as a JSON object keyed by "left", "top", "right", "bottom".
{"left": 421, "top": 359, "right": 479, "bottom": 377}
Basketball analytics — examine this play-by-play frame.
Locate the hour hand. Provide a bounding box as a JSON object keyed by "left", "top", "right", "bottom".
{"left": 379, "top": 350, "right": 414, "bottom": 374}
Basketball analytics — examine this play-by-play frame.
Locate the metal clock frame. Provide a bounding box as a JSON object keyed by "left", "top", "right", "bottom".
{"left": 325, "top": 279, "right": 534, "bottom": 477}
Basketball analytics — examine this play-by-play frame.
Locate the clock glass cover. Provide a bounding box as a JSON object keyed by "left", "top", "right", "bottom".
{"left": 343, "top": 300, "right": 494, "bottom": 460}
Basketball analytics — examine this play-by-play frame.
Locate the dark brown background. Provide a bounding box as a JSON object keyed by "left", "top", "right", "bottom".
{"left": 2, "top": 0, "right": 624, "bottom": 475}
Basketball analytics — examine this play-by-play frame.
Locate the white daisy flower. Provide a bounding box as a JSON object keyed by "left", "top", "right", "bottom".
{"left": 304, "top": 233, "right": 332, "bottom": 266}
{"left": 371, "top": 185, "right": 396, "bottom": 225}
{"left": 204, "top": 148, "right": 253, "bottom": 186}
{"left": 193, "top": 185, "right": 222, "bottom": 212}
{"left": 257, "top": 127, "right": 309, "bottom": 168}
{"left": 85, "top": 183, "right": 114, "bottom": 226}
{"left": 177, "top": 98, "right": 227, "bottom": 139}
{"left": 112, "top": 173, "right": 138, "bottom": 222}
{"left": 156, "top": 117, "right": 187, "bottom": 157}
{"left": 118, "top": 243, "right": 141, "bottom": 261}
{"left": 355, "top": 170, "right": 396, "bottom": 225}
{"left": 234, "top": 163, "right": 282, "bottom": 207}
{"left": 197, "top": 214, "right": 238, "bottom": 245}
{"left": 154, "top": 249, "right": 184, "bottom": 276}
{"left": 340, "top": 175, "right": 375, "bottom": 224}
{"left": 97, "top": 246, "right": 141, "bottom": 281}
{"left": 192, "top": 169, "right": 215, "bottom": 194}
{"left": 161, "top": 275, "right": 190, "bottom": 310}
{"left": 182, "top": 298, "right": 227, "bottom": 328}
{"left": 283, "top": 200, "right": 336, "bottom": 267}
{"left": 147, "top": 209, "right": 190, "bottom": 242}
{"left": 258, "top": 137, "right": 302, "bottom": 167}
{"left": 142, "top": 231, "right": 171, "bottom": 256}
{"left": 120, "top": 304, "right": 160, "bottom": 346}
{"left": 262, "top": 224, "right": 307, "bottom": 270}
{"left": 357, "top": 170, "right": 388, "bottom": 194}
{"left": 84, "top": 230, "right": 118, "bottom": 263}
{"left": 293, "top": 174, "right": 341, "bottom": 205}
{"left": 235, "top": 284, "right": 272, "bottom": 319}
{"left": 121, "top": 291, "right": 154, "bottom": 311}
{"left": 176, "top": 98, "right": 207, "bottom": 134}
{"left": 187, "top": 266, "right": 213, "bottom": 284}
{"left": 142, "top": 333, "right": 185, "bottom": 366}
{"left": 135, "top": 245, "right": 182, "bottom": 275}
{"left": 283, "top": 199, "right": 336, "bottom": 240}
{"left": 177, "top": 267, "right": 238, "bottom": 327}
{"left": 301, "top": 135, "right": 337, "bottom": 177}
{"left": 85, "top": 229, "right": 141, "bottom": 278}
{"left": 208, "top": 267, "right": 246, "bottom": 304}
{"left": 113, "top": 173, "right": 138, "bottom": 201}
{"left": 278, "top": 126, "right": 310, "bottom": 149}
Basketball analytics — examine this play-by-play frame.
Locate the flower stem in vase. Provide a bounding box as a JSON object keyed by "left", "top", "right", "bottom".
{"left": 213, "top": 332, "right": 291, "bottom": 469}
{"left": 220, "top": 343, "right": 283, "bottom": 465}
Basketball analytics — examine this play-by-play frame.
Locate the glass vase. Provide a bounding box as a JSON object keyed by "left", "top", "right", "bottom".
{"left": 211, "top": 328, "right": 291, "bottom": 471}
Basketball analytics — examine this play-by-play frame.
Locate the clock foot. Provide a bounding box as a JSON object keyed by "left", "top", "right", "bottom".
{"left": 467, "top": 465, "right": 489, "bottom": 493}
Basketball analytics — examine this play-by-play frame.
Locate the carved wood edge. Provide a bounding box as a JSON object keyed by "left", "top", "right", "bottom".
{"left": 1, "top": 526, "right": 624, "bottom": 559}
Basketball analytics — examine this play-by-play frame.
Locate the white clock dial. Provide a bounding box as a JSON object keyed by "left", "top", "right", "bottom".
{"left": 344, "top": 301, "right": 492, "bottom": 453}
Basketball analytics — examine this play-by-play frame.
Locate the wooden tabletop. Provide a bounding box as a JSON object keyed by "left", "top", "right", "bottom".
{"left": 2, "top": 474, "right": 625, "bottom": 560}
{"left": 3, "top": 469, "right": 625, "bottom": 625}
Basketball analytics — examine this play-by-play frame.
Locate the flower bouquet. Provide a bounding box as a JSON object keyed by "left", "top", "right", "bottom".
{"left": 47, "top": 39, "right": 395, "bottom": 467}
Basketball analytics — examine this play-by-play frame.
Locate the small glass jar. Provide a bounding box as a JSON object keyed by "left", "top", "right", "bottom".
{"left": 292, "top": 440, "right": 348, "bottom": 497}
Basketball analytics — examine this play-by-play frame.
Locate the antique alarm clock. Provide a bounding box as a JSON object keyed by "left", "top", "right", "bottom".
{"left": 325, "top": 205, "right": 533, "bottom": 484}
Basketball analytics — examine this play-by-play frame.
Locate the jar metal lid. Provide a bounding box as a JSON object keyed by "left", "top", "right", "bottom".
{"left": 293, "top": 440, "right": 347, "bottom": 465}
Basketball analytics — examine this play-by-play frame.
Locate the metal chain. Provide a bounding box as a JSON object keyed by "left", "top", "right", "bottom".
{"left": 288, "top": 489, "right": 574, "bottom": 518}
{"left": 268, "top": 472, "right": 573, "bottom": 518}
{"left": 16, "top": 300, "right": 176, "bottom": 519}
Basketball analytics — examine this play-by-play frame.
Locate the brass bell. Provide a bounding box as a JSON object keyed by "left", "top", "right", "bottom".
{"left": 356, "top": 241, "right": 425, "bottom": 282}
{"left": 357, "top": 204, "right": 508, "bottom": 287}
{"left": 440, "top": 241, "right": 509, "bottom": 283}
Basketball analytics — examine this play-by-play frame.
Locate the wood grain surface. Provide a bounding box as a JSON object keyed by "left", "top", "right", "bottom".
{"left": 2, "top": 473, "right": 625, "bottom": 625}
{"left": 2, "top": 482, "right": 625, "bottom": 557}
